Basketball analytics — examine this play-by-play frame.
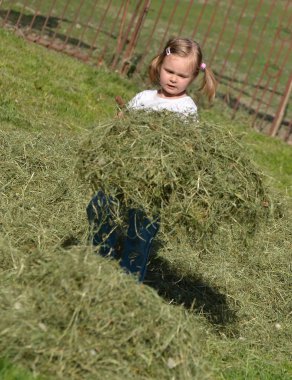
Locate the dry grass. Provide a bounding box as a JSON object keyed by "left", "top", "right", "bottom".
{"left": 78, "top": 112, "right": 277, "bottom": 240}
{"left": 1, "top": 115, "right": 291, "bottom": 379}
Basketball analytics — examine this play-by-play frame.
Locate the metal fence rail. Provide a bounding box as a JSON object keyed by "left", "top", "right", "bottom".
{"left": 0, "top": 0, "right": 291, "bottom": 142}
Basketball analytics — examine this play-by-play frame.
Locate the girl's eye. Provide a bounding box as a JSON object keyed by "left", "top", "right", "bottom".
{"left": 164, "top": 68, "right": 189, "bottom": 78}
{"left": 165, "top": 69, "right": 187, "bottom": 78}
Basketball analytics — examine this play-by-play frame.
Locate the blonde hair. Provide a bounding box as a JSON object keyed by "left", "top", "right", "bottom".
{"left": 149, "top": 37, "right": 217, "bottom": 101}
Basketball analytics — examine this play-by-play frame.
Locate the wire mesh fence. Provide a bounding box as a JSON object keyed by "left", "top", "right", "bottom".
{"left": 0, "top": 0, "right": 291, "bottom": 142}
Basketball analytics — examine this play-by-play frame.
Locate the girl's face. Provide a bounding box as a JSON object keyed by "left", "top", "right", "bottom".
{"left": 159, "top": 54, "right": 195, "bottom": 98}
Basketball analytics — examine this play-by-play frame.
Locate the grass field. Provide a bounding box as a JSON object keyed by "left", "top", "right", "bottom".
{"left": 0, "top": 28, "right": 292, "bottom": 380}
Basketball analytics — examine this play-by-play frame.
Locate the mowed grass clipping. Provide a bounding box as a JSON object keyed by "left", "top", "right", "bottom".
{"left": 0, "top": 128, "right": 209, "bottom": 380}
{"left": 78, "top": 111, "right": 275, "bottom": 239}
{"left": 0, "top": 30, "right": 291, "bottom": 379}
{"left": 1, "top": 119, "right": 291, "bottom": 380}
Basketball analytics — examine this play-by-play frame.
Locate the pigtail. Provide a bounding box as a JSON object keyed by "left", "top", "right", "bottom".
{"left": 149, "top": 56, "right": 162, "bottom": 85}
{"left": 199, "top": 66, "right": 217, "bottom": 102}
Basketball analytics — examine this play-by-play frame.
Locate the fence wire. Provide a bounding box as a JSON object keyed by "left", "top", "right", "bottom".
{"left": 0, "top": 0, "right": 291, "bottom": 142}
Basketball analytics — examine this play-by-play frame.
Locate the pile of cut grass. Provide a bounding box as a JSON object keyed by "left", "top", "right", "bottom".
{"left": 1, "top": 114, "right": 291, "bottom": 379}
{"left": 0, "top": 242, "right": 209, "bottom": 380}
{"left": 0, "top": 128, "right": 87, "bottom": 253}
{"left": 77, "top": 111, "right": 291, "bottom": 340}
{"left": 77, "top": 111, "right": 281, "bottom": 252}
{"left": 0, "top": 126, "right": 210, "bottom": 379}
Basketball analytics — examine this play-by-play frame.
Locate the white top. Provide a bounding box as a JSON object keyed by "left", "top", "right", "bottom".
{"left": 127, "top": 90, "right": 197, "bottom": 117}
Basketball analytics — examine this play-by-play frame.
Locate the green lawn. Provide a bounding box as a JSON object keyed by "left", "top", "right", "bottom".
{"left": 0, "top": 359, "right": 43, "bottom": 380}
{"left": 0, "top": 28, "right": 291, "bottom": 380}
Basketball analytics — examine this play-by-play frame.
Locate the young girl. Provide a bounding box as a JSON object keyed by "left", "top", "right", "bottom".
{"left": 87, "top": 37, "right": 217, "bottom": 282}
{"left": 127, "top": 37, "right": 217, "bottom": 117}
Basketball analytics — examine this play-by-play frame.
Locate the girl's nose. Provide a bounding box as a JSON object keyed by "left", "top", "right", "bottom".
{"left": 170, "top": 75, "right": 177, "bottom": 83}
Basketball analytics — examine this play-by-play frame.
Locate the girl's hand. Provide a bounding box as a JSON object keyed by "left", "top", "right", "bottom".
{"left": 115, "top": 96, "right": 125, "bottom": 108}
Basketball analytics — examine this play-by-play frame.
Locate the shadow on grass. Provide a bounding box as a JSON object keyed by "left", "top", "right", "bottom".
{"left": 0, "top": 9, "right": 93, "bottom": 49}
{"left": 145, "top": 253, "right": 239, "bottom": 330}
{"left": 0, "top": 9, "right": 65, "bottom": 29}
{"left": 62, "top": 234, "right": 238, "bottom": 331}
{"left": 0, "top": 9, "right": 118, "bottom": 50}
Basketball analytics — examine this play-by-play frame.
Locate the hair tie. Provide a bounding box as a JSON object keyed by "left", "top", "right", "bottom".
{"left": 200, "top": 62, "right": 206, "bottom": 71}
{"left": 165, "top": 47, "right": 171, "bottom": 56}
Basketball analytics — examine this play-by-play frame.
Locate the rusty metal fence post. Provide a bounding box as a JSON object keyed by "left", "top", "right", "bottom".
{"left": 120, "top": 0, "right": 151, "bottom": 75}
{"left": 269, "top": 76, "right": 292, "bottom": 138}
